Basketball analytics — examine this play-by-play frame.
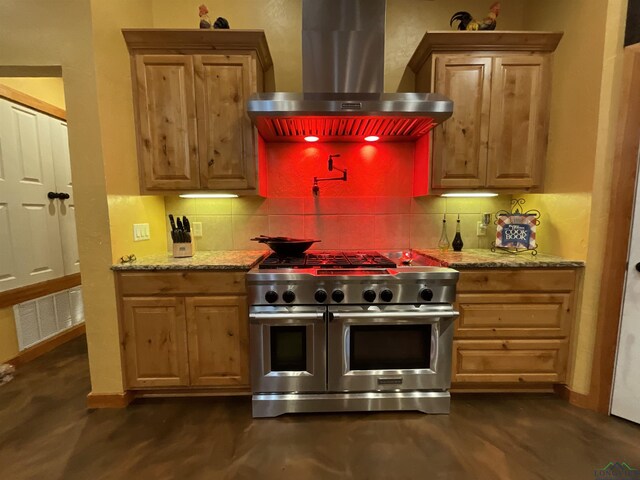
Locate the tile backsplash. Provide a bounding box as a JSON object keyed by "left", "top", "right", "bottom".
{"left": 165, "top": 196, "right": 511, "bottom": 251}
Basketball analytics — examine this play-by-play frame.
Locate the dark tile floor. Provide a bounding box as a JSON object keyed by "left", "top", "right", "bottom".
{"left": 1, "top": 336, "right": 639, "bottom": 480}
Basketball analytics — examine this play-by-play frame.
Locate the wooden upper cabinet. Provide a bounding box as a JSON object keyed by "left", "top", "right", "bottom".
{"left": 134, "top": 55, "right": 199, "bottom": 191}
{"left": 432, "top": 56, "right": 491, "bottom": 189}
{"left": 408, "top": 31, "right": 562, "bottom": 192}
{"left": 486, "top": 55, "right": 550, "bottom": 189}
{"left": 123, "top": 30, "right": 273, "bottom": 194}
{"left": 195, "top": 55, "right": 257, "bottom": 190}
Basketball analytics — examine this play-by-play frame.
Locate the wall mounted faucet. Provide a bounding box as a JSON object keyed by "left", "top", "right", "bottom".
{"left": 312, "top": 154, "right": 348, "bottom": 196}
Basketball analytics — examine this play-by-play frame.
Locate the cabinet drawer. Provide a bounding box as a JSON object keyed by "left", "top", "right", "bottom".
{"left": 455, "top": 293, "right": 572, "bottom": 338}
{"left": 457, "top": 269, "right": 576, "bottom": 292}
{"left": 117, "top": 271, "right": 246, "bottom": 296}
{"left": 452, "top": 339, "right": 568, "bottom": 383}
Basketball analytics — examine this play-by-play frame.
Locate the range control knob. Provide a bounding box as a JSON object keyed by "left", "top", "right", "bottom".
{"left": 265, "top": 291, "right": 279, "bottom": 303}
{"left": 314, "top": 289, "right": 328, "bottom": 303}
{"left": 331, "top": 289, "right": 345, "bottom": 303}
{"left": 363, "top": 289, "right": 377, "bottom": 303}
{"left": 380, "top": 289, "right": 393, "bottom": 302}
{"left": 282, "top": 290, "right": 296, "bottom": 303}
{"left": 420, "top": 288, "right": 434, "bottom": 302}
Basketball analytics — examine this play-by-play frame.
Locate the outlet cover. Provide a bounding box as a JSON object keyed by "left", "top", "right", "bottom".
{"left": 133, "top": 223, "right": 150, "bottom": 241}
{"left": 193, "top": 222, "right": 203, "bottom": 238}
{"left": 476, "top": 221, "right": 487, "bottom": 237}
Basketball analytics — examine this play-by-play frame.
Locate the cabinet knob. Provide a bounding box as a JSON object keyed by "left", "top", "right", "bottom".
{"left": 635, "top": 262, "right": 640, "bottom": 273}
{"left": 208, "top": 159, "right": 214, "bottom": 167}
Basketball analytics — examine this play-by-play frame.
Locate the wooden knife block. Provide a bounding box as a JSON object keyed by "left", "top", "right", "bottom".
{"left": 172, "top": 241, "right": 194, "bottom": 258}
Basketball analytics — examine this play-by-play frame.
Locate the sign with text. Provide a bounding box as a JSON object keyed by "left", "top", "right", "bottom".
{"left": 496, "top": 214, "right": 537, "bottom": 250}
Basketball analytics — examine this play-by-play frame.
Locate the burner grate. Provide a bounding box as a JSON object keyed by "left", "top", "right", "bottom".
{"left": 258, "top": 251, "right": 397, "bottom": 269}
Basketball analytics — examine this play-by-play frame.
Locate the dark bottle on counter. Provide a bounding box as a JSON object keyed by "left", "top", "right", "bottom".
{"left": 452, "top": 214, "right": 464, "bottom": 252}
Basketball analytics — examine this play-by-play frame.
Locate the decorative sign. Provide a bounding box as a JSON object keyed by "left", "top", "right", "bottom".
{"left": 492, "top": 198, "right": 541, "bottom": 255}
{"left": 496, "top": 214, "right": 537, "bottom": 249}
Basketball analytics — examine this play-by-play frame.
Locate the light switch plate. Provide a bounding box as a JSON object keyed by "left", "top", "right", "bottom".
{"left": 193, "top": 222, "right": 203, "bottom": 238}
{"left": 133, "top": 223, "right": 150, "bottom": 241}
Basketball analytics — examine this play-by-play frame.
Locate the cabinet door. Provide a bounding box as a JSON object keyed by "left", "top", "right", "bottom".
{"left": 486, "top": 54, "right": 550, "bottom": 188}
{"left": 432, "top": 55, "right": 492, "bottom": 189}
{"left": 185, "top": 295, "right": 250, "bottom": 387}
{"left": 50, "top": 118, "right": 80, "bottom": 275}
{"left": 121, "top": 297, "right": 190, "bottom": 387}
{"left": 0, "top": 99, "right": 63, "bottom": 291}
{"left": 134, "top": 55, "right": 199, "bottom": 191}
{"left": 194, "top": 55, "right": 257, "bottom": 191}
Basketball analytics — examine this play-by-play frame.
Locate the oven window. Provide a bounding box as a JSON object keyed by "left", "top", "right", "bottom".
{"left": 349, "top": 325, "right": 431, "bottom": 370}
{"left": 270, "top": 326, "right": 307, "bottom": 371}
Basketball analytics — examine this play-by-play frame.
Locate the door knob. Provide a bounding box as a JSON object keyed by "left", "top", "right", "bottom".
{"left": 47, "top": 192, "right": 70, "bottom": 200}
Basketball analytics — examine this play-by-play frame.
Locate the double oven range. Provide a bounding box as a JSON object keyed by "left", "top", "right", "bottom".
{"left": 247, "top": 251, "right": 459, "bottom": 418}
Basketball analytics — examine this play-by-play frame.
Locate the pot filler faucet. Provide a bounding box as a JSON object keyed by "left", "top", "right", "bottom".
{"left": 312, "top": 154, "right": 348, "bottom": 196}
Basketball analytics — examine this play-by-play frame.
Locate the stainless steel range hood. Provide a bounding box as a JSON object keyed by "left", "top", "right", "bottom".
{"left": 247, "top": 0, "right": 453, "bottom": 142}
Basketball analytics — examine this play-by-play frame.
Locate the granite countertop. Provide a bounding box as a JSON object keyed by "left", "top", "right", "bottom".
{"left": 111, "top": 250, "right": 269, "bottom": 271}
{"left": 417, "top": 249, "right": 585, "bottom": 269}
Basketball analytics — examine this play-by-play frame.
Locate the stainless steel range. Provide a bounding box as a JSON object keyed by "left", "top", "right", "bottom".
{"left": 247, "top": 251, "right": 459, "bottom": 418}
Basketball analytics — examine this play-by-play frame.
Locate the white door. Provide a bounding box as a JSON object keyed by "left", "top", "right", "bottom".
{"left": 0, "top": 98, "right": 64, "bottom": 290}
{"left": 611, "top": 146, "right": 640, "bottom": 424}
{"left": 50, "top": 118, "right": 80, "bottom": 275}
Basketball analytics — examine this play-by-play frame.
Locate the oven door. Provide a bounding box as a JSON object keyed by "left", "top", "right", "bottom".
{"left": 327, "top": 305, "right": 458, "bottom": 392}
{"left": 250, "top": 306, "right": 326, "bottom": 394}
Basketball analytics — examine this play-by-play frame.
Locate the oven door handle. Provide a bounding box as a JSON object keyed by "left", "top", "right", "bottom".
{"left": 249, "top": 312, "right": 326, "bottom": 324}
{"left": 330, "top": 310, "right": 459, "bottom": 320}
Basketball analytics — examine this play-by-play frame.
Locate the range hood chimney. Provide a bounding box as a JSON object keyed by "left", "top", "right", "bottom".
{"left": 302, "top": 0, "right": 385, "bottom": 93}
{"left": 247, "top": 0, "right": 453, "bottom": 142}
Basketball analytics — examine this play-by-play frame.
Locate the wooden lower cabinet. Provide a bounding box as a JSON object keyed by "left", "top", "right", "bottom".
{"left": 186, "top": 296, "right": 249, "bottom": 387}
{"left": 451, "top": 268, "right": 580, "bottom": 390}
{"left": 452, "top": 339, "right": 568, "bottom": 384}
{"left": 121, "top": 297, "right": 190, "bottom": 388}
{"left": 117, "top": 272, "right": 250, "bottom": 393}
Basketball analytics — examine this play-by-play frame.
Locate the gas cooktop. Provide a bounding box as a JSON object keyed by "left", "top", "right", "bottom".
{"left": 258, "top": 251, "right": 397, "bottom": 269}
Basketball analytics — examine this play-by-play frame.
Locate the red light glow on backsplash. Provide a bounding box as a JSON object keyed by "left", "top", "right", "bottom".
{"left": 265, "top": 141, "right": 423, "bottom": 198}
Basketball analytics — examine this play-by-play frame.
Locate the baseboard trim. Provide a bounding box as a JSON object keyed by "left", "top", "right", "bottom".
{"left": 132, "top": 387, "right": 251, "bottom": 398}
{"left": 451, "top": 382, "right": 555, "bottom": 393}
{"left": 7, "top": 324, "right": 85, "bottom": 367}
{"left": 553, "top": 384, "right": 592, "bottom": 409}
{"left": 0, "top": 83, "right": 66, "bottom": 120}
{"left": 87, "top": 391, "right": 135, "bottom": 409}
{"left": 0, "top": 273, "right": 81, "bottom": 309}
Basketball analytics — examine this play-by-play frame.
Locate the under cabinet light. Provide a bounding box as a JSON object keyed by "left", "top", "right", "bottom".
{"left": 441, "top": 193, "right": 499, "bottom": 198}
{"left": 304, "top": 136, "right": 319, "bottom": 142}
{"left": 179, "top": 193, "right": 239, "bottom": 199}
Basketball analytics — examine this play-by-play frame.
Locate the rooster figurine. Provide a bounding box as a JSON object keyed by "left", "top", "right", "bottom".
{"left": 450, "top": 2, "right": 501, "bottom": 31}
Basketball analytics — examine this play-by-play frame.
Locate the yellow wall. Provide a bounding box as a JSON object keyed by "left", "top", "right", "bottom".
{"left": 0, "top": 77, "right": 66, "bottom": 110}
{"left": 523, "top": 0, "right": 628, "bottom": 394}
{"left": 0, "top": 307, "right": 19, "bottom": 364}
{"left": 521, "top": 193, "right": 592, "bottom": 260}
{"left": 151, "top": 0, "right": 527, "bottom": 92}
{"left": 89, "top": 0, "right": 168, "bottom": 263}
